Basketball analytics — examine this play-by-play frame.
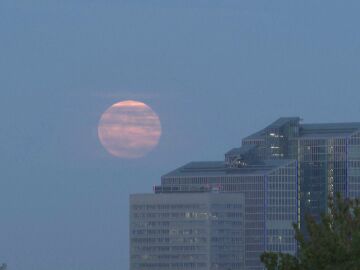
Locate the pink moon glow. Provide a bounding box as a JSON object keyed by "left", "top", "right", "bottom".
{"left": 98, "top": 100, "right": 162, "bottom": 158}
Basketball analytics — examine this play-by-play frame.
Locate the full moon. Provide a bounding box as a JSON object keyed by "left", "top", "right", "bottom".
{"left": 98, "top": 100, "right": 162, "bottom": 159}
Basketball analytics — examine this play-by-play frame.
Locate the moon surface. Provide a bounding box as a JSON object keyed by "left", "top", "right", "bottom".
{"left": 98, "top": 100, "right": 162, "bottom": 159}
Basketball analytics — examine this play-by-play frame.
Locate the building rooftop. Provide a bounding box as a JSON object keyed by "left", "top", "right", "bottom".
{"left": 244, "top": 117, "right": 360, "bottom": 141}
{"left": 162, "top": 159, "right": 295, "bottom": 178}
{"left": 300, "top": 123, "right": 360, "bottom": 137}
{"left": 162, "top": 117, "right": 360, "bottom": 180}
{"left": 243, "top": 117, "right": 300, "bottom": 141}
{"left": 225, "top": 144, "right": 256, "bottom": 156}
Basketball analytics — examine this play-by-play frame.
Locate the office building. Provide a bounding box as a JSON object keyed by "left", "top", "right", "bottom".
{"left": 130, "top": 117, "right": 360, "bottom": 270}
{"left": 242, "top": 117, "right": 360, "bottom": 225}
{"left": 130, "top": 193, "right": 245, "bottom": 270}
{"left": 131, "top": 159, "right": 298, "bottom": 270}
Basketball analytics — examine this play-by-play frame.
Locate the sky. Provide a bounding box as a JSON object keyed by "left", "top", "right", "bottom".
{"left": 1, "top": 1, "right": 360, "bottom": 269}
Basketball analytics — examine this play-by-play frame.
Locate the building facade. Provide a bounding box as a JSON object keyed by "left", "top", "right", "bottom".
{"left": 130, "top": 117, "right": 360, "bottom": 270}
{"left": 242, "top": 118, "right": 360, "bottom": 225}
{"left": 159, "top": 160, "right": 298, "bottom": 269}
{"left": 130, "top": 193, "right": 245, "bottom": 270}
{"left": 131, "top": 160, "right": 298, "bottom": 270}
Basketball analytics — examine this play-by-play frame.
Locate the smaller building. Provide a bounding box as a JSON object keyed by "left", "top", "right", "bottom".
{"left": 130, "top": 192, "right": 245, "bottom": 270}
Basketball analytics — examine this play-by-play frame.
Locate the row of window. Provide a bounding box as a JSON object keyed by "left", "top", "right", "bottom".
{"left": 131, "top": 254, "right": 208, "bottom": 261}
{"left": 267, "top": 198, "right": 297, "bottom": 205}
{"left": 267, "top": 191, "right": 297, "bottom": 198}
{"left": 211, "top": 237, "right": 244, "bottom": 244}
{"left": 267, "top": 229, "right": 294, "bottom": 235}
{"left": 163, "top": 176, "right": 264, "bottom": 185}
{"left": 132, "top": 262, "right": 207, "bottom": 268}
{"left": 133, "top": 212, "right": 213, "bottom": 219}
{"left": 267, "top": 244, "right": 297, "bottom": 252}
{"left": 132, "top": 228, "right": 208, "bottom": 236}
{"left": 132, "top": 204, "right": 204, "bottom": 210}
{"left": 132, "top": 245, "right": 207, "bottom": 252}
{"left": 267, "top": 213, "right": 297, "bottom": 220}
{"left": 132, "top": 237, "right": 208, "bottom": 244}
{"left": 267, "top": 236, "right": 294, "bottom": 245}
{"left": 266, "top": 206, "right": 297, "bottom": 213}
{"left": 268, "top": 183, "right": 297, "bottom": 190}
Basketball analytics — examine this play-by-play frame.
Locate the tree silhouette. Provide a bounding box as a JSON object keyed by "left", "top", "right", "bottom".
{"left": 261, "top": 193, "right": 360, "bottom": 270}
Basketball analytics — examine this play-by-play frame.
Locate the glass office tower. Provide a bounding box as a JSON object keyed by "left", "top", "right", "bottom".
{"left": 242, "top": 118, "right": 360, "bottom": 227}
{"left": 130, "top": 117, "right": 360, "bottom": 270}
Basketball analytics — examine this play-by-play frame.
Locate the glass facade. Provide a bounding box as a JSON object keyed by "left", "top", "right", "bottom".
{"left": 130, "top": 193, "right": 245, "bottom": 270}
{"left": 266, "top": 163, "right": 298, "bottom": 253}
{"left": 160, "top": 175, "right": 266, "bottom": 269}
{"left": 242, "top": 118, "right": 360, "bottom": 231}
{"left": 130, "top": 117, "right": 360, "bottom": 270}
{"left": 156, "top": 160, "right": 298, "bottom": 270}
{"left": 297, "top": 137, "right": 348, "bottom": 225}
{"left": 348, "top": 131, "right": 360, "bottom": 198}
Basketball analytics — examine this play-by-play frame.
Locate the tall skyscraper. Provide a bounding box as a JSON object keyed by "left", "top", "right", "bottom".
{"left": 130, "top": 117, "right": 360, "bottom": 270}
{"left": 241, "top": 117, "right": 360, "bottom": 226}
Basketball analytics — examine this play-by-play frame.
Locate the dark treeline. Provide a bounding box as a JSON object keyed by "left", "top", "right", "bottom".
{"left": 261, "top": 194, "right": 360, "bottom": 270}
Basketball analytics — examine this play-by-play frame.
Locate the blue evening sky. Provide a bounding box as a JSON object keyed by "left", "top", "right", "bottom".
{"left": 1, "top": 1, "right": 360, "bottom": 269}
